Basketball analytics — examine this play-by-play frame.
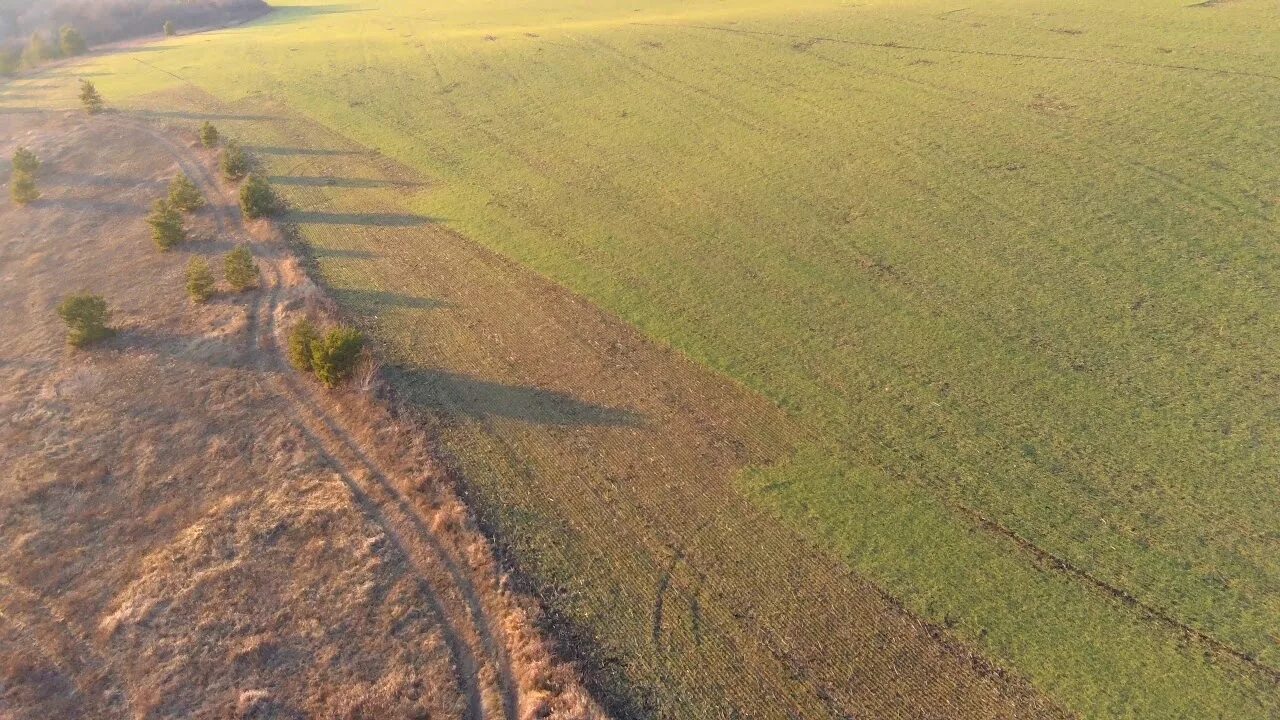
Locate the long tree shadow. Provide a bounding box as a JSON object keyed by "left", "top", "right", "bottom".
{"left": 311, "top": 247, "right": 376, "bottom": 260}
{"left": 288, "top": 211, "right": 436, "bottom": 227}
{"left": 267, "top": 175, "right": 424, "bottom": 189}
{"left": 251, "top": 4, "right": 375, "bottom": 27}
{"left": 57, "top": 173, "right": 152, "bottom": 189}
{"left": 245, "top": 145, "right": 364, "bottom": 157}
{"left": 330, "top": 288, "right": 452, "bottom": 311}
{"left": 132, "top": 109, "right": 278, "bottom": 122}
{"left": 104, "top": 326, "right": 250, "bottom": 371}
{"left": 35, "top": 198, "right": 146, "bottom": 214}
{"left": 390, "top": 367, "right": 642, "bottom": 428}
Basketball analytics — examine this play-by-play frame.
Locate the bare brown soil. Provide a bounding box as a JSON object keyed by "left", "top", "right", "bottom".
{"left": 0, "top": 111, "right": 602, "bottom": 719}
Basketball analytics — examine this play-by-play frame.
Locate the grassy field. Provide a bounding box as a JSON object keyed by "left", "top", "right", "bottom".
{"left": 6, "top": 0, "right": 1277, "bottom": 716}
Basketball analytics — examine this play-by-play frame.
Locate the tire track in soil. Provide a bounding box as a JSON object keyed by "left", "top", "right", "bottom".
{"left": 0, "top": 573, "right": 131, "bottom": 717}
{"left": 102, "top": 116, "right": 522, "bottom": 720}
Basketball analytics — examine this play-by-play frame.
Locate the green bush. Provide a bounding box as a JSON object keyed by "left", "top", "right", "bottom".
{"left": 146, "top": 198, "right": 184, "bottom": 251}
{"left": 11, "top": 171, "right": 38, "bottom": 205}
{"left": 164, "top": 20, "right": 176, "bottom": 37}
{"left": 0, "top": 48, "right": 20, "bottom": 76}
{"left": 224, "top": 244, "right": 258, "bottom": 291}
{"left": 199, "top": 122, "right": 219, "bottom": 149}
{"left": 79, "top": 80, "right": 103, "bottom": 114}
{"left": 167, "top": 174, "right": 204, "bottom": 213}
{"left": 21, "top": 33, "right": 59, "bottom": 68}
{"left": 220, "top": 142, "right": 249, "bottom": 181}
{"left": 57, "top": 293, "right": 113, "bottom": 347}
{"left": 12, "top": 147, "right": 39, "bottom": 175}
{"left": 288, "top": 318, "right": 319, "bottom": 372}
{"left": 60, "top": 27, "right": 87, "bottom": 57}
{"left": 186, "top": 257, "right": 215, "bottom": 303}
{"left": 239, "top": 174, "right": 277, "bottom": 219}
{"left": 311, "top": 326, "right": 364, "bottom": 388}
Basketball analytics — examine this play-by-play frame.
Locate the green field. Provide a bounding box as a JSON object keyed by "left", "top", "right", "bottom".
{"left": 6, "top": 0, "right": 1278, "bottom": 717}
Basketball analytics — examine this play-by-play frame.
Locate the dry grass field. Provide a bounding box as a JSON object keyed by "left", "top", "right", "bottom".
{"left": 0, "top": 110, "right": 601, "bottom": 719}
{"left": 2, "top": 0, "right": 1278, "bottom": 717}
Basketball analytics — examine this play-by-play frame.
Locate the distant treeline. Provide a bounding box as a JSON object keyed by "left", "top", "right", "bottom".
{"left": 1, "top": 0, "right": 269, "bottom": 73}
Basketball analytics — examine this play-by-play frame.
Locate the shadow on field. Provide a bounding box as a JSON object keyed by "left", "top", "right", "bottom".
{"left": 253, "top": 4, "right": 375, "bottom": 27}
{"left": 331, "top": 288, "right": 452, "bottom": 311}
{"left": 245, "top": 145, "right": 363, "bottom": 157}
{"left": 36, "top": 198, "right": 146, "bottom": 214}
{"left": 0, "top": 106, "right": 46, "bottom": 115}
{"left": 391, "top": 367, "right": 642, "bottom": 428}
{"left": 107, "top": 327, "right": 248, "bottom": 371}
{"left": 289, "top": 211, "right": 436, "bottom": 227}
{"left": 311, "top": 247, "right": 376, "bottom": 260}
{"left": 133, "top": 109, "right": 278, "bottom": 122}
{"left": 268, "top": 175, "right": 424, "bottom": 189}
{"left": 58, "top": 173, "right": 152, "bottom": 188}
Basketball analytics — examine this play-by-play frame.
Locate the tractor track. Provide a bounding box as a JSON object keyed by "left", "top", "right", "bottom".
{"left": 100, "top": 115, "right": 522, "bottom": 720}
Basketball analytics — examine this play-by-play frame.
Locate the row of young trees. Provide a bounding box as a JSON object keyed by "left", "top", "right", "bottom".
{"left": 0, "top": 26, "right": 88, "bottom": 75}
{"left": 14, "top": 122, "right": 364, "bottom": 389}
{"left": 2, "top": 0, "right": 272, "bottom": 77}
{"left": 1, "top": 15, "right": 200, "bottom": 76}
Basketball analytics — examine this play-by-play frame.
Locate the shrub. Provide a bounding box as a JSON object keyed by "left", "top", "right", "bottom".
{"left": 186, "top": 257, "right": 215, "bottom": 303}
{"left": 0, "top": 48, "right": 20, "bottom": 76}
{"left": 224, "top": 244, "right": 258, "bottom": 291}
{"left": 199, "top": 121, "right": 219, "bottom": 148}
{"left": 11, "top": 171, "right": 38, "bottom": 205}
{"left": 146, "top": 198, "right": 184, "bottom": 251}
{"left": 56, "top": 293, "right": 113, "bottom": 347}
{"left": 167, "top": 174, "right": 204, "bottom": 213}
{"left": 287, "top": 318, "right": 318, "bottom": 372}
{"left": 163, "top": 20, "right": 176, "bottom": 37}
{"left": 311, "top": 326, "right": 364, "bottom": 388}
{"left": 239, "top": 174, "right": 277, "bottom": 219}
{"left": 12, "top": 147, "right": 39, "bottom": 175}
{"left": 220, "top": 141, "right": 249, "bottom": 181}
{"left": 59, "top": 26, "right": 87, "bottom": 56}
{"left": 21, "top": 33, "right": 59, "bottom": 68}
{"left": 79, "top": 80, "right": 103, "bottom": 114}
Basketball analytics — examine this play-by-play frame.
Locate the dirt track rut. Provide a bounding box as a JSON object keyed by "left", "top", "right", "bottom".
{"left": 111, "top": 116, "right": 522, "bottom": 720}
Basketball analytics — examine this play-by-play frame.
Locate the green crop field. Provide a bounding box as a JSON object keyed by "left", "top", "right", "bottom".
{"left": 5, "top": 0, "right": 1277, "bottom": 717}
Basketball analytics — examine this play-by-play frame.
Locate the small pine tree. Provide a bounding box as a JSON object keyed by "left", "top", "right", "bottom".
{"left": 11, "top": 171, "right": 38, "bottom": 205}
{"left": 288, "top": 318, "right": 318, "bottom": 372}
{"left": 163, "top": 20, "right": 176, "bottom": 37}
{"left": 57, "top": 293, "right": 113, "bottom": 347}
{"left": 239, "top": 174, "right": 277, "bottom": 219}
{"left": 146, "top": 198, "right": 185, "bottom": 251}
{"left": 167, "top": 174, "right": 204, "bottom": 213}
{"left": 79, "top": 80, "right": 103, "bottom": 114}
{"left": 224, "top": 244, "right": 258, "bottom": 291}
{"left": 311, "top": 326, "right": 364, "bottom": 388}
{"left": 186, "top": 257, "right": 215, "bottom": 303}
{"left": 220, "top": 142, "right": 249, "bottom": 181}
{"left": 199, "top": 121, "right": 219, "bottom": 148}
{"left": 12, "top": 147, "right": 39, "bottom": 175}
{"left": 59, "top": 26, "right": 87, "bottom": 56}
